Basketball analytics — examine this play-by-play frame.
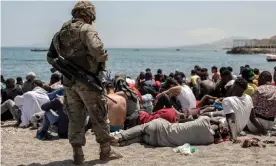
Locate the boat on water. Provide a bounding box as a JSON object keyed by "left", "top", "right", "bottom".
{"left": 133, "top": 49, "right": 139, "bottom": 51}
{"left": 176, "top": 49, "right": 180, "bottom": 51}
{"left": 266, "top": 55, "right": 276, "bottom": 62}
{"left": 30, "top": 49, "right": 48, "bottom": 52}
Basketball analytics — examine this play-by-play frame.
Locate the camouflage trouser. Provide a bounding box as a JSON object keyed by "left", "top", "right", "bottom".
{"left": 64, "top": 81, "right": 114, "bottom": 154}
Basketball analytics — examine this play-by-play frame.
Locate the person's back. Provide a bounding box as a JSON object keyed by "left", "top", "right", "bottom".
{"left": 176, "top": 85, "right": 196, "bottom": 112}
{"left": 107, "top": 93, "right": 126, "bottom": 130}
{"left": 200, "top": 79, "right": 216, "bottom": 97}
{"left": 222, "top": 94, "right": 253, "bottom": 133}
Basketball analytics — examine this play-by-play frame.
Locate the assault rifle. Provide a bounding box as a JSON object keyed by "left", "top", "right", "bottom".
{"left": 50, "top": 56, "right": 117, "bottom": 104}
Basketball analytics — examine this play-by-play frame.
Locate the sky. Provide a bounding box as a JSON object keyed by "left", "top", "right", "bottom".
{"left": 1, "top": 1, "right": 276, "bottom": 48}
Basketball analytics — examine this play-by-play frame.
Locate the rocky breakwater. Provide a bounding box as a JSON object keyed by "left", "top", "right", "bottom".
{"left": 227, "top": 47, "right": 276, "bottom": 54}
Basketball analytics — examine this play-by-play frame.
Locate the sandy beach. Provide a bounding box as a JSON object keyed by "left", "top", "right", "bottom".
{"left": 1, "top": 120, "right": 276, "bottom": 166}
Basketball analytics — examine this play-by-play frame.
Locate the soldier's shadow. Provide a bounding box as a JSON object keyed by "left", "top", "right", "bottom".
{"left": 20, "top": 159, "right": 107, "bottom": 166}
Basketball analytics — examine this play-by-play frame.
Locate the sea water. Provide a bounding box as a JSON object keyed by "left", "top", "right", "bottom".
{"left": 1, "top": 47, "right": 275, "bottom": 82}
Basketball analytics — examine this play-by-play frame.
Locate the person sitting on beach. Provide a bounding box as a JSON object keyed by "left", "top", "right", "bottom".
{"left": 14, "top": 80, "right": 50, "bottom": 128}
{"left": 105, "top": 78, "right": 127, "bottom": 132}
{"left": 153, "top": 84, "right": 196, "bottom": 114}
{"left": 114, "top": 72, "right": 140, "bottom": 119}
{"left": 22, "top": 72, "right": 36, "bottom": 93}
{"left": 198, "top": 72, "right": 216, "bottom": 99}
{"left": 1, "top": 78, "right": 24, "bottom": 121}
{"left": 227, "top": 66, "right": 237, "bottom": 80}
{"left": 190, "top": 70, "right": 200, "bottom": 99}
{"left": 214, "top": 69, "right": 233, "bottom": 97}
{"left": 139, "top": 71, "right": 158, "bottom": 98}
{"left": 36, "top": 95, "right": 69, "bottom": 140}
{"left": 247, "top": 71, "right": 276, "bottom": 132}
{"left": 135, "top": 72, "right": 145, "bottom": 89}
{"left": 253, "top": 68, "right": 260, "bottom": 86}
{"left": 212, "top": 66, "right": 221, "bottom": 83}
{"left": 49, "top": 73, "right": 63, "bottom": 91}
{"left": 111, "top": 116, "right": 228, "bottom": 147}
{"left": 154, "top": 69, "right": 165, "bottom": 83}
{"left": 222, "top": 77, "right": 266, "bottom": 142}
{"left": 241, "top": 68, "right": 257, "bottom": 96}
{"left": 16, "top": 77, "right": 24, "bottom": 90}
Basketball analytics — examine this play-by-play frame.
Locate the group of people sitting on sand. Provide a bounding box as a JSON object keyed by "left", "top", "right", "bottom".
{"left": 1, "top": 65, "right": 276, "bottom": 147}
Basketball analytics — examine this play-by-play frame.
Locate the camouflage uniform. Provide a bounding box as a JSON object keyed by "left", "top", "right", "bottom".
{"left": 47, "top": 1, "right": 121, "bottom": 164}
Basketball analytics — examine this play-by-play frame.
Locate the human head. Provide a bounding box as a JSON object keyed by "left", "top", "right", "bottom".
{"left": 211, "top": 66, "right": 218, "bottom": 73}
{"left": 164, "top": 78, "right": 178, "bottom": 89}
{"left": 174, "top": 74, "right": 183, "bottom": 85}
{"left": 145, "top": 71, "right": 153, "bottom": 81}
{"left": 6, "top": 78, "right": 15, "bottom": 89}
{"left": 26, "top": 72, "right": 36, "bottom": 82}
{"left": 191, "top": 70, "right": 196, "bottom": 76}
{"left": 194, "top": 65, "right": 200, "bottom": 70}
{"left": 229, "top": 77, "right": 248, "bottom": 97}
{"left": 219, "top": 67, "right": 227, "bottom": 75}
{"left": 253, "top": 68, "right": 260, "bottom": 75}
{"left": 240, "top": 66, "right": 245, "bottom": 75}
{"left": 104, "top": 78, "right": 115, "bottom": 94}
{"left": 16, "top": 77, "right": 23, "bottom": 85}
{"left": 196, "top": 67, "right": 201, "bottom": 76}
{"left": 145, "top": 68, "right": 151, "bottom": 72}
{"left": 71, "top": 1, "right": 96, "bottom": 24}
{"left": 169, "top": 72, "right": 175, "bottom": 78}
{"left": 157, "top": 69, "right": 162, "bottom": 74}
{"left": 50, "top": 73, "right": 61, "bottom": 85}
{"left": 227, "top": 66, "right": 233, "bottom": 72}
{"left": 31, "top": 80, "right": 43, "bottom": 90}
{"left": 200, "top": 72, "right": 209, "bottom": 81}
{"left": 139, "top": 72, "right": 145, "bottom": 80}
{"left": 245, "top": 64, "right": 250, "bottom": 68}
{"left": 241, "top": 68, "right": 255, "bottom": 83}
{"left": 221, "top": 70, "right": 232, "bottom": 84}
{"left": 258, "top": 71, "right": 272, "bottom": 86}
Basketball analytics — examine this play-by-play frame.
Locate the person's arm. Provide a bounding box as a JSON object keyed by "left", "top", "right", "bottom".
{"left": 41, "top": 99, "right": 62, "bottom": 112}
{"left": 47, "top": 33, "right": 59, "bottom": 65}
{"left": 226, "top": 113, "right": 239, "bottom": 142}
{"left": 81, "top": 24, "right": 108, "bottom": 63}
{"left": 162, "top": 86, "right": 181, "bottom": 97}
{"left": 249, "top": 109, "right": 267, "bottom": 135}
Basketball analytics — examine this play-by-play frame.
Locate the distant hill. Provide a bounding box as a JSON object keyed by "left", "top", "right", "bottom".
{"left": 179, "top": 37, "right": 248, "bottom": 50}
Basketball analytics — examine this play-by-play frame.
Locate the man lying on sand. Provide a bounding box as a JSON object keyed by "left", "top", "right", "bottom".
{"left": 111, "top": 116, "right": 228, "bottom": 147}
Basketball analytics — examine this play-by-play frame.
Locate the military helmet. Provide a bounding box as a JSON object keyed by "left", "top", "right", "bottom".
{"left": 71, "top": 1, "right": 96, "bottom": 21}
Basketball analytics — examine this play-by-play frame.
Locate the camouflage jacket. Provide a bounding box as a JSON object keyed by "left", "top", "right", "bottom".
{"left": 52, "top": 19, "right": 108, "bottom": 76}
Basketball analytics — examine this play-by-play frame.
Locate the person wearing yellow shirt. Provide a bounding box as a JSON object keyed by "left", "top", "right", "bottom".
{"left": 242, "top": 68, "right": 257, "bottom": 96}
{"left": 253, "top": 68, "right": 260, "bottom": 86}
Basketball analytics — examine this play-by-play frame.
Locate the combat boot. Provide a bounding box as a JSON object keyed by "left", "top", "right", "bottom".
{"left": 100, "top": 150, "right": 123, "bottom": 161}
{"left": 72, "top": 145, "right": 85, "bottom": 165}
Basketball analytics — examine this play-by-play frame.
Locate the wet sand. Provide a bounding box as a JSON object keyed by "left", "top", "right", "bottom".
{"left": 1, "top": 120, "right": 276, "bottom": 166}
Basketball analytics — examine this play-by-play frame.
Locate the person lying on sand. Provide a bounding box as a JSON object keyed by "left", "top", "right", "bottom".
{"left": 111, "top": 116, "right": 228, "bottom": 147}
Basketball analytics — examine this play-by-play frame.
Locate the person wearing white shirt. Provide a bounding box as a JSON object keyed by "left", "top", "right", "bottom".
{"left": 222, "top": 77, "right": 266, "bottom": 142}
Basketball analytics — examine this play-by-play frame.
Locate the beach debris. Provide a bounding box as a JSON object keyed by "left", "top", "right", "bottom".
{"left": 173, "top": 143, "right": 195, "bottom": 155}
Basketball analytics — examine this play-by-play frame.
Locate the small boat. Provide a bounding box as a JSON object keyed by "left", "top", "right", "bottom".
{"left": 31, "top": 49, "right": 48, "bottom": 52}
{"left": 176, "top": 49, "right": 180, "bottom": 51}
{"left": 266, "top": 55, "right": 276, "bottom": 62}
{"left": 133, "top": 49, "right": 139, "bottom": 51}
